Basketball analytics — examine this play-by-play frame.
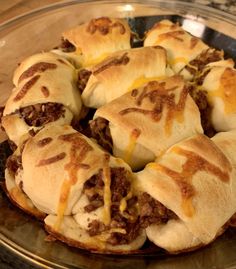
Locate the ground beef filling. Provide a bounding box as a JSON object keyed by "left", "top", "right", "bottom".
{"left": 185, "top": 49, "right": 223, "bottom": 76}
{"left": 5, "top": 138, "right": 28, "bottom": 177}
{"left": 18, "top": 103, "right": 65, "bottom": 127}
{"left": 77, "top": 69, "right": 92, "bottom": 93}
{"left": 83, "top": 167, "right": 140, "bottom": 245}
{"left": 59, "top": 39, "right": 76, "bottom": 52}
{"left": 188, "top": 84, "right": 216, "bottom": 137}
{"left": 139, "top": 192, "right": 177, "bottom": 228}
{"left": 89, "top": 117, "right": 113, "bottom": 153}
{"left": 6, "top": 154, "right": 22, "bottom": 176}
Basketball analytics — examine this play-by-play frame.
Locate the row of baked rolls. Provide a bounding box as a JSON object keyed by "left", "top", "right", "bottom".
{"left": 4, "top": 124, "right": 236, "bottom": 253}
{"left": 144, "top": 19, "right": 225, "bottom": 79}
{"left": 79, "top": 46, "right": 173, "bottom": 108}
{"left": 143, "top": 20, "right": 236, "bottom": 136}
{"left": 1, "top": 17, "right": 134, "bottom": 148}
{"left": 1, "top": 52, "right": 82, "bottom": 147}
{"left": 5, "top": 124, "right": 146, "bottom": 253}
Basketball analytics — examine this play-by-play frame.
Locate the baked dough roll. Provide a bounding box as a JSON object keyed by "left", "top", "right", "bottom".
{"left": 4, "top": 142, "right": 46, "bottom": 220}
{"left": 81, "top": 46, "right": 173, "bottom": 108}
{"left": 2, "top": 52, "right": 82, "bottom": 146}
{"left": 135, "top": 134, "right": 236, "bottom": 253}
{"left": 90, "top": 76, "right": 203, "bottom": 170}
{"left": 144, "top": 20, "right": 209, "bottom": 73}
{"left": 197, "top": 63, "right": 236, "bottom": 132}
{"left": 9, "top": 124, "right": 145, "bottom": 252}
{"left": 53, "top": 17, "right": 131, "bottom": 67}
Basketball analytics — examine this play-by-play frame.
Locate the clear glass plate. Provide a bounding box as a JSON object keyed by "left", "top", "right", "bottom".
{"left": 0, "top": 1, "right": 236, "bottom": 268}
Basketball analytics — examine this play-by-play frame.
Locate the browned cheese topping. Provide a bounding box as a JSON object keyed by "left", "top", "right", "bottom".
{"left": 13, "top": 75, "right": 40, "bottom": 102}
{"left": 93, "top": 52, "right": 130, "bottom": 75}
{"left": 186, "top": 49, "right": 223, "bottom": 77}
{"left": 119, "top": 80, "right": 188, "bottom": 135}
{"left": 41, "top": 86, "right": 50, "bottom": 97}
{"left": 189, "top": 37, "right": 199, "bottom": 49}
{"left": 156, "top": 140, "right": 232, "bottom": 217}
{"left": 59, "top": 133, "right": 93, "bottom": 185}
{"left": 77, "top": 69, "right": 92, "bottom": 93}
{"left": 139, "top": 192, "right": 177, "bottom": 228}
{"left": 18, "top": 103, "right": 65, "bottom": 127}
{"left": 36, "top": 137, "right": 53, "bottom": 147}
{"left": 18, "top": 62, "right": 57, "bottom": 83}
{"left": 84, "top": 167, "right": 140, "bottom": 245}
{"left": 37, "top": 152, "right": 66, "bottom": 167}
{"left": 86, "top": 17, "right": 126, "bottom": 35}
{"left": 157, "top": 30, "right": 185, "bottom": 42}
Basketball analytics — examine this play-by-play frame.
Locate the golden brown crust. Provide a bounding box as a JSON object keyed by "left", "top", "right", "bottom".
{"left": 62, "top": 17, "right": 131, "bottom": 65}
{"left": 45, "top": 224, "right": 145, "bottom": 254}
{"left": 2, "top": 180, "right": 46, "bottom": 221}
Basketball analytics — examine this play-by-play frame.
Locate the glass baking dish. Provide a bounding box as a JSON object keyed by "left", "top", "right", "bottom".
{"left": 0, "top": 1, "right": 236, "bottom": 268}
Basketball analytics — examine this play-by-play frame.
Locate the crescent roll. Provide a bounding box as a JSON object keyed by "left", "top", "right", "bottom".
{"left": 81, "top": 46, "right": 173, "bottom": 108}
{"left": 2, "top": 52, "right": 82, "bottom": 145}
{"left": 198, "top": 63, "right": 236, "bottom": 132}
{"left": 144, "top": 20, "right": 210, "bottom": 73}
{"left": 135, "top": 134, "right": 236, "bottom": 253}
{"left": 6, "top": 124, "right": 145, "bottom": 252}
{"left": 90, "top": 75, "right": 203, "bottom": 171}
{"left": 53, "top": 17, "right": 131, "bottom": 67}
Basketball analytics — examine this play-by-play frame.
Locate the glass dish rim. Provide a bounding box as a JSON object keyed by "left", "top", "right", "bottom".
{"left": 0, "top": 1, "right": 236, "bottom": 268}
{"left": 0, "top": 0, "right": 236, "bottom": 31}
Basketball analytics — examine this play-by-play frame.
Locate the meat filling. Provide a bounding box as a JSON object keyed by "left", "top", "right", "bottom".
{"left": 77, "top": 69, "right": 92, "bottom": 93}
{"left": 83, "top": 167, "right": 140, "bottom": 245}
{"left": 5, "top": 138, "right": 28, "bottom": 177}
{"left": 6, "top": 154, "right": 22, "bottom": 176}
{"left": 139, "top": 192, "right": 177, "bottom": 228}
{"left": 17, "top": 103, "right": 65, "bottom": 127}
{"left": 188, "top": 84, "right": 216, "bottom": 137}
{"left": 89, "top": 117, "right": 113, "bottom": 153}
{"left": 58, "top": 39, "right": 76, "bottom": 52}
{"left": 185, "top": 49, "right": 223, "bottom": 76}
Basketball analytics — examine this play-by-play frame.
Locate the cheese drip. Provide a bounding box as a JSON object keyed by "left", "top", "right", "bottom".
{"left": 54, "top": 180, "right": 71, "bottom": 231}
{"left": 102, "top": 154, "right": 112, "bottom": 225}
{"left": 207, "top": 68, "right": 236, "bottom": 114}
{"left": 169, "top": 57, "right": 188, "bottom": 66}
{"left": 123, "top": 128, "right": 141, "bottom": 164}
{"left": 54, "top": 133, "right": 92, "bottom": 231}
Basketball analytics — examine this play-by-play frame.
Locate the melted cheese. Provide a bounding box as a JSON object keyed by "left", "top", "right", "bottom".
{"left": 103, "top": 165, "right": 111, "bottom": 225}
{"left": 119, "top": 191, "right": 132, "bottom": 213}
{"left": 208, "top": 69, "right": 236, "bottom": 114}
{"left": 54, "top": 180, "right": 71, "bottom": 231}
{"left": 10, "top": 187, "right": 33, "bottom": 210}
{"left": 182, "top": 197, "right": 195, "bottom": 217}
{"left": 169, "top": 57, "right": 188, "bottom": 66}
{"left": 83, "top": 52, "right": 110, "bottom": 68}
{"left": 127, "top": 75, "right": 166, "bottom": 93}
{"left": 123, "top": 130, "right": 140, "bottom": 164}
{"left": 147, "top": 161, "right": 196, "bottom": 217}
